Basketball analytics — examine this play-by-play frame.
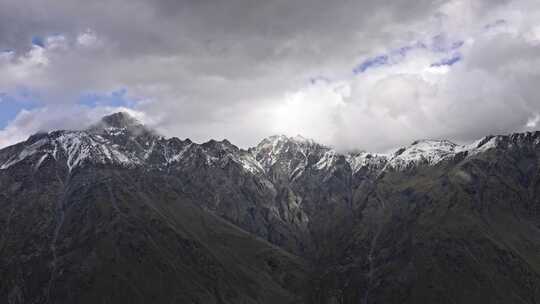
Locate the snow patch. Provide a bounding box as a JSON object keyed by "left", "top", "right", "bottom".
{"left": 458, "top": 136, "right": 498, "bottom": 156}
{"left": 166, "top": 143, "right": 192, "bottom": 164}
{"left": 1, "top": 139, "right": 48, "bottom": 170}
{"left": 315, "top": 150, "right": 339, "bottom": 170}
{"left": 35, "top": 154, "right": 49, "bottom": 170}
{"left": 237, "top": 154, "right": 265, "bottom": 175}
{"left": 346, "top": 137, "right": 500, "bottom": 174}
{"left": 387, "top": 140, "right": 458, "bottom": 170}
{"left": 346, "top": 152, "right": 389, "bottom": 174}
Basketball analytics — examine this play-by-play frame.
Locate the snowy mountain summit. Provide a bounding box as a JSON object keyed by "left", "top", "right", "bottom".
{"left": 0, "top": 112, "right": 538, "bottom": 178}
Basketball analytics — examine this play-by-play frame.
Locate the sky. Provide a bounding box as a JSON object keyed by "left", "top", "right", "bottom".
{"left": 1, "top": 0, "right": 540, "bottom": 152}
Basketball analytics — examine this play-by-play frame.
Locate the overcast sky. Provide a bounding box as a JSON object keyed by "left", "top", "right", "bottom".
{"left": 1, "top": 0, "right": 540, "bottom": 151}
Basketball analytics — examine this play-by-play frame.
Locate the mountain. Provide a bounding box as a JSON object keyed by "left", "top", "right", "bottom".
{"left": 1, "top": 112, "right": 540, "bottom": 303}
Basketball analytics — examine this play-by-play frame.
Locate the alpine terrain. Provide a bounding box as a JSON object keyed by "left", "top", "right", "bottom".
{"left": 1, "top": 112, "right": 540, "bottom": 304}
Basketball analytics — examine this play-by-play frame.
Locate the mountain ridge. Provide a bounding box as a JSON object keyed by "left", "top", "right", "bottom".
{"left": 2, "top": 112, "right": 536, "bottom": 176}
{"left": 1, "top": 112, "right": 540, "bottom": 303}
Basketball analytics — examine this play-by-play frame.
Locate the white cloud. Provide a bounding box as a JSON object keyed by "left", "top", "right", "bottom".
{"left": 527, "top": 114, "right": 540, "bottom": 128}
{"left": 77, "top": 30, "right": 100, "bottom": 48}
{"left": 0, "top": 106, "right": 145, "bottom": 148}
{"left": 1, "top": 0, "right": 540, "bottom": 151}
{"left": 46, "top": 35, "right": 68, "bottom": 50}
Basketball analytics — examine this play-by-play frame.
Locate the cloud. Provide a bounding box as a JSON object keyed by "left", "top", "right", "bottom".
{"left": 0, "top": 0, "right": 539, "bottom": 152}
{"left": 0, "top": 106, "right": 145, "bottom": 148}
{"left": 527, "top": 114, "right": 540, "bottom": 128}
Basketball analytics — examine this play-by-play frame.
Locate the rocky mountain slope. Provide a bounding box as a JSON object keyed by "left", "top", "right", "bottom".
{"left": 1, "top": 112, "right": 539, "bottom": 303}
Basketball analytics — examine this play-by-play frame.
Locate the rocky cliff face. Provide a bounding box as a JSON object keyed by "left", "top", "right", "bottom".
{"left": 1, "top": 112, "right": 540, "bottom": 303}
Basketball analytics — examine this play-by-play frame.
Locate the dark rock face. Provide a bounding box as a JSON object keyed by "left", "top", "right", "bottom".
{"left": 0, "top": 158, "right": 307, "bottom": 304}
{"left": 1, "top": 112, "right": 540, "bottom": 303}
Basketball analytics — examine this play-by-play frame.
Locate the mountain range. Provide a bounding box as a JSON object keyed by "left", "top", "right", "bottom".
{"left": 1, "top": 112, "right": 539, "bottom": 303}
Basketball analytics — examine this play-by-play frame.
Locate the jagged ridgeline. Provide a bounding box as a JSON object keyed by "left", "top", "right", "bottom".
{"left": 1, "top": 112, "right": 540, "bottom": 304}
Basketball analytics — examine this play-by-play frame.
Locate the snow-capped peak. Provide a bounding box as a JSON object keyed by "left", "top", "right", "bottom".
{"left": 251, "top": 134, "right": 329, "bottom": 173}
{"left": 345, "top": 137, "right": 504, "bottom": 175}
{"left": 0, "top": 113, "right": 264, "bottom": 176}
{"left": 346, "top": 152, "right": 388, "bottom": 174}
{"left": 386, "top": 139, "right": 459, "bottom": 170}
{"left": 1, "top": 112, "right": 536, "bottom": 182}
{"left": 86, "top": 112, "right": 153, "bottom": 138}
{"left": 99, "top": 112, "right": 143, "bottom": 129}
